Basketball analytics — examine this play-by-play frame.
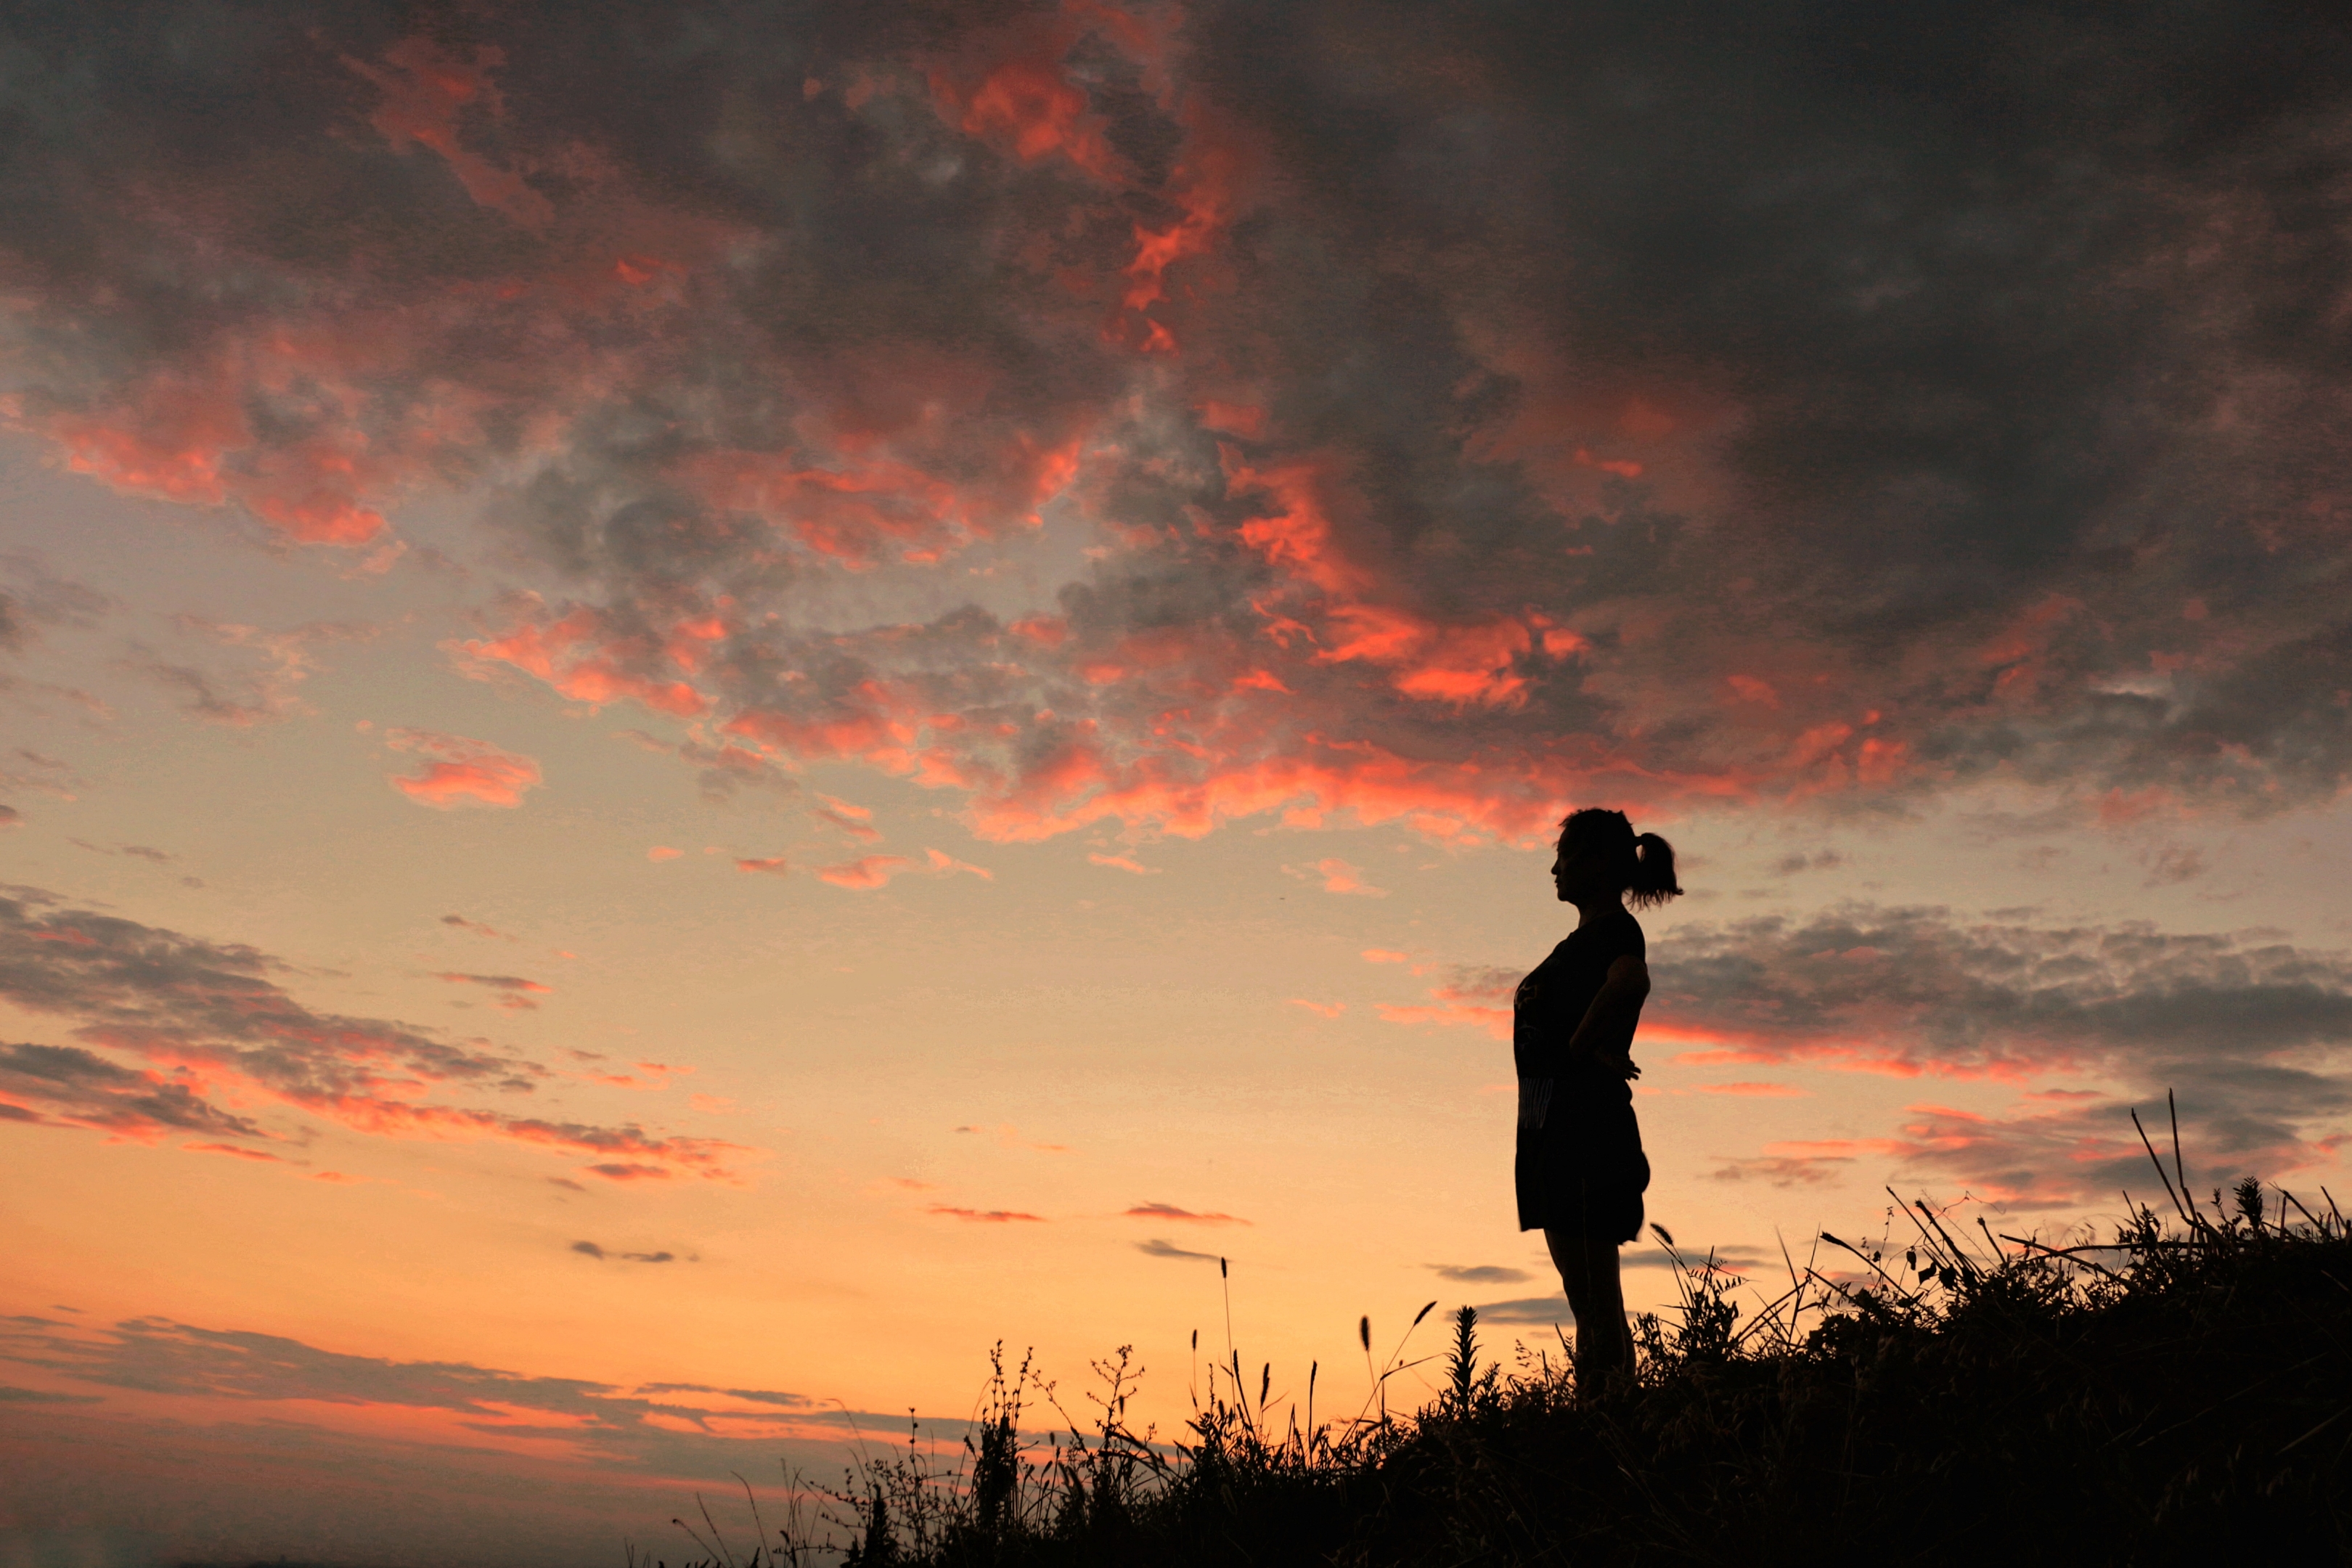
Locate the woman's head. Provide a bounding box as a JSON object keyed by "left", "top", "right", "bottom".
{"left": 1551, "top": 808, "right": 1683, "bottom": 910}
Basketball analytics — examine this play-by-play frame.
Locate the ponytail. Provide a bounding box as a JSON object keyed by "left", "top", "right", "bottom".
{"left": 1558, "top": 808, "right": 1684, "bottom": 908}
{"left": 1627, "top": 831, "right": 1682, "bottom": 909}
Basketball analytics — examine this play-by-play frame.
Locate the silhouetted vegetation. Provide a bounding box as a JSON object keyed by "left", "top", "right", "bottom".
{"left": 646, "top": 1111, "right": 2351, "bottom": 1566}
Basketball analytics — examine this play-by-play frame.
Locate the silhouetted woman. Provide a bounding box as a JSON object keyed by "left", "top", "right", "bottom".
{"left": 1514, "top": 807, "right": 1681, "bottom": 1387}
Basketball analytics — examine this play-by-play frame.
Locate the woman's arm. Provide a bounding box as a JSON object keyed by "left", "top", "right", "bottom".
{"left": 1565, "top": 954, "right": 1650, "bottom": 1079}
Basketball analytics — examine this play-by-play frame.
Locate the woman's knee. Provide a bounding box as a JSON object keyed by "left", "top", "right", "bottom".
{"left": 1545, "top": 1231, "right": 1594, "bottom": 1291}
{"left": 1583, "top": 1239, "right": 1625, "bottom": 1299}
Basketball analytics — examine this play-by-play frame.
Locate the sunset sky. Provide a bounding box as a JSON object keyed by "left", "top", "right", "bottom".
{"left": 7, "top": 3, "right": 2352, "bottom": 1562}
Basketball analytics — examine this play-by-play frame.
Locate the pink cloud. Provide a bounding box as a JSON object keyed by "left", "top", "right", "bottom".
{"left": 924, "top": 847, "right": 992, "bottom": 880}
{"left": 1288, "top": 999, "right": 1344, "bottom": 1018}
{"left": 383, "top": 730, "right": 542, "bottom": 810}
{"left": 1294, "top": 857, "right": 1385, "bottom": 897}
{"left": 815, "top": 854, "right": 913, "bottom": 889}
{"left": 812, "top": 794, "right": 882, "bottom": 841}
{"left": 1694, "top": 1082, "right": 1808, "bottom": 1098}
{"left": 1376, "top": 1000, "right": 1511, "bottom": 1039}
{"left": 1362, "top": 948, "right": 1411, "bottom": 964}
{"left": 432, "top": 971, "right": 552, "bottom": 1012}
{"left": 182, "top": 1142, "right": 286, "bottom": 1163}
{"left": 1088, "top": 852, "right": 1160, "bottom": 875}
{"left": 734, "top": 857, "right": 788, "bottom": 875}
{"left": 343, "top": 38, "right": 554, "bottom": 231}
{"left": 456, "top": 607, "right": 709, "bottom": 718}
{"left": 1373, "top": 961, "right": 1519, "bottom": 1040}
{"left": 583, "top": 1059, "right": 691, "bottom": 1092}
{"left": 646, "top": 846, "right": 683, "bottom": 862}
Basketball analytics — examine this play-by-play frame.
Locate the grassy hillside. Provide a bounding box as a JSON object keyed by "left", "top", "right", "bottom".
{"left": 654, "top": 1144, "right": 2351, "bottom": 1566}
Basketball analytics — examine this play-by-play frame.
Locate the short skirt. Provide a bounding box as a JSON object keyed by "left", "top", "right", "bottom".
{"left": 1515, "top": 1077, "right": 1650, "bottom": 1241}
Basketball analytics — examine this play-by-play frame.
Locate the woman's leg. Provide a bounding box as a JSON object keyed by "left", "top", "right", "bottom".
{"left": 1545, "top": 1226, "right": 1633, "bottom": 1384}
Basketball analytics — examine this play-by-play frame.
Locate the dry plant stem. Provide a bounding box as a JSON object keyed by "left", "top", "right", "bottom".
{"left": 2131, "top": 1107, "right": 2192, "bottom": 1225}
{"left": 1999, "top": 1234, "right": 2128, "bottom": 1282}
{"left": 733, "top": 1472, "right": 769, "bottom": 1566}
{"left": 2168, "top": 1087, "right": 2198, "bottom": 1223}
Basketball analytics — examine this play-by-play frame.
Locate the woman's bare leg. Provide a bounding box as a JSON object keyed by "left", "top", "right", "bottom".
{"left": 1545, "top": 1227, "right": 1633, "bottom": 1386}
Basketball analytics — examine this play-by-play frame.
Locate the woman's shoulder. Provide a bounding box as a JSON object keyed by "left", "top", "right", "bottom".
{"left": 1599, "top": 907, "right": 1646, "bottom": 953}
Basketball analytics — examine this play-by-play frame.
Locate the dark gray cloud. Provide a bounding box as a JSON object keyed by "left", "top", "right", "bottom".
{"left": 1771, "top": 851, "right": 1846, "bottom": 877}
{"left": 1648, "top": 904, "right": 2352, "bottom": 1204}
{"left": 1426, "top": 1264, "right": 1529, "bottom": 1286}
{"left": 0, "top": 554, "right": 109, "bottom": 652}
{"left": 0, "top": 884, "right": 744, "bottom": 1177}
{"left": 0, "top": 1040, "right": 266, "bottom": 1141}
{"left": 127, "top": 618, "right": 373, "bottom": 727}
{"left": 1475, "top": 1244, "right": 1780, "bottom": 1323}
{"left": 441, "top": 913, "right": 510, "bottom": 939}
{"left": 0, "top": 1, "right": 2345, "bottom": 839}
{"left": 1135, "top": 1238, "right": 1219, "bottom": 1262}
{"left": 0, "top": 1383, "right": 100, "bottom": 1403}
{"left": 1625, "top": 1244, "right": 1779, "bottom": 1278}
{"left": 0, "top": 748, "right": 81, "bottom": 800}
{"left": 570, "top": 1240, "right": 677, "bottom": 1263}
{"left": 0, "top": 1313, "right": 874, "bottom": 1476}
{"left": 637, "top": 1381, "right": 809, "bottom": 1408}
{"left": 1469, "top": 1295, "right": 1569, "bottom": 1328}
{"left": 0, "top": 557, "right": 112, "bottom": 722}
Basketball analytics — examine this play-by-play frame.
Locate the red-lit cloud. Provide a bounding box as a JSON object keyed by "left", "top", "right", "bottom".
{"left": 1376, "top": 963, "right": 1520, "bottom": 1040}
{"left": 344, "top": 38, "right": 555, "bottom": 232}
{"left": 184, "top": 1141, "right": 287, "bottom": 1162}
{"left": 926, "top": 1204, "right": 1045, "bottom": 1223}
{"left": 1293, "top": 857, "right": 1385, "bottom": 897}
{"left": 814, "top": 854, "right": 913, "bottom": 890}
{"left": 384, "top": 731, "right": 543, "bottom": 810}
{"left": 6, "top": 4, "right": 2352, "bottom": 849}
{"left": 812, "top": 794, "right": 881, "bottom": 841}
{"left": 0, "top": 886, "right": 749, "bottom": 1180}
{"left": 0, "top": 1041, "right": 267, "bottom": 1144}
{"left": 1088, "top": 852, "right": 1159, "bottom": 875}
{"left": 923, "top": 847, "right": 992, "bottom": 880}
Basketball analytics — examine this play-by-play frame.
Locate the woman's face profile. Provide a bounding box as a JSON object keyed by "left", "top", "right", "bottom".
{"left": 1551, "top": 840, "right": 1604, "bottom": 903}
